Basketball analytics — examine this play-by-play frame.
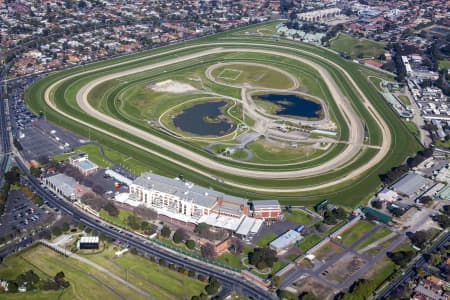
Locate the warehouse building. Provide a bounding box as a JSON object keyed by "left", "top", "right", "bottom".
{"left": 269, "top": 230, "right": 303, "bottom": 253}
{"left": 43, "top": 174, "right": 79, "bottom": 200}
{"left": 391, "top": 173, "right": 433, "bottom": 198}
{"left": 78, "top": 236, "right": 99, "bottom": 250}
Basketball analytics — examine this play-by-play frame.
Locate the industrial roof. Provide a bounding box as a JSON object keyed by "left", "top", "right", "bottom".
{"left": 133, "top": 172, "right": 247, "bottom": 209}
{"left": 439, "top": 185, "right": 450, "bottom": 200}
{"left": 80, "top": 236, "right": 99, "bottom": 244}
{"left": 46, "top": 173, "right": 76, "bottom": 196}
{"left": 235, "top": 216, "right": 256, "bottom": 236}
{"left": 252, "top": 200, "right": 280, "bottom": 208}
{"left": 269, "top": 230, "right": 302, "bottom": 251}
{"left": 391, "top": 173, "right": 431, "bottom": 197}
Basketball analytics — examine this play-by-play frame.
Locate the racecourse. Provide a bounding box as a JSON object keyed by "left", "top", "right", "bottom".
{"left": 41, "top": 43, "right": 391, "bottom": 193}
{"left": 25, "top": 22, "right": 421, "bottom": 204}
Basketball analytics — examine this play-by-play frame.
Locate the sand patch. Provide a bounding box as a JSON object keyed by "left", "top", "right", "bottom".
{"left": 149, "top": 80, "right": 196, "bottom": 94}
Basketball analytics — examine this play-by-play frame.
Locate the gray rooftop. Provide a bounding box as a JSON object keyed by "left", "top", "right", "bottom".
{"left": 133, "top": 172, "right": 246, "bottom": 209}
{"left": 252, "top": 200, "right": 280, "bottom": 208}
{"left": 391, "top": 173, "right": 431, "bottom": 197}
{"left": 46, "top": 173, "right": 77, "bottom": 196}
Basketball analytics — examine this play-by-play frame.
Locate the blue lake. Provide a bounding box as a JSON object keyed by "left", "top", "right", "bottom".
{"left": 173, "top": 101, "right": 234, "bottom": 136}
{"left": 256, "top": 93, "right": 322, "bottom": 118}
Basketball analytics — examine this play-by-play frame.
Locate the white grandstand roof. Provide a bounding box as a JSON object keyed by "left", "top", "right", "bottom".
{"left": 80, "top": 236, "right": 99, "bottom": 244}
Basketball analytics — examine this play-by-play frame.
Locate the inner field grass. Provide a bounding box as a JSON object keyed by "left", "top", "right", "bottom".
{"left": 339, "top": 221, "right": 376, "bottom": 247}
{"left": 24, "top": 22, "right": 421, "bottom": 206}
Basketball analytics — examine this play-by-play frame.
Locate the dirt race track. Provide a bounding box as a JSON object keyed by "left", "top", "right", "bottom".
{"left": 44, "top": 42, "right": 391, "bottom": 193}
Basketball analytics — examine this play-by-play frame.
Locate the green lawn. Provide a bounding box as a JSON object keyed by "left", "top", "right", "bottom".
{"left": 256, "top": 232, "right": 277, "bottom": 247}
{"left": 355, "top": 227, "right": 392, "bottom": 251}
{"left": 297, "top": 234, "right": 322, "bottom": 253}
{"left": 285, "top": 210, "right": 314, "bottom": 225}
{"left": 216, "top": 252, "right": 243, "bottom": 269}
{"left": 364, "top": 257, "right": 396, "bottom": 288}
{"left": 339, "top": 221, "right": 376, "bottom": 247}
{"left": 397, "top": 95, "right": 411, "bottom": 106}
{"left": 439, "top": 59, "right": 450, "bottom": 71}
{"left": 330, "top": 33, "right": 386, "bottom": 59}
{"left": 211, "top": 63, "right": 295, "bottom": 89}
{"left": 403, "top": 120, "right": 420, "bottom": 138}
{"left": 99, "top": 207, "right": 135, "bottom": 229}
{"left": 0, "top": 245, "right": 147, "bottom": 300}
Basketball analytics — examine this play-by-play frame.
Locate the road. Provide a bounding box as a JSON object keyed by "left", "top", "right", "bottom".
{"left": 42, "top": 42, "right": 392, "bottom": 193}
{"left": 377, "top": 230, "right": 450, "bottom": 299}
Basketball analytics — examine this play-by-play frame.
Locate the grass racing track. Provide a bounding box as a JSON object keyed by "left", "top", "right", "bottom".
{"left": 25, "top": 22, "right": 421, "bottom": 206}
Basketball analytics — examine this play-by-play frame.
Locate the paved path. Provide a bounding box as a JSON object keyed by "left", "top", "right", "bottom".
{"left": 43, "top": 42, "right": 391, "bottom": 193}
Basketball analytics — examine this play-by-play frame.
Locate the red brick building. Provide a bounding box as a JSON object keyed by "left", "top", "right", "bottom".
{"left": 252, "top": 200, "right": 281, "bottom": 220}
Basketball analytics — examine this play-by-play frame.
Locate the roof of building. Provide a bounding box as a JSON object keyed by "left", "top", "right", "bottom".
{"left": 197, "top": 213, "right": 244, "bottom": 231}
{"left": 74, "top": 158, "right": 98, "bottom": 171}
{"left": 361, "top": 207, "right": 392, "bottom": 224}
{"left": 252, "top": 200, "right": 280, "bottom": 208}
{"left": 269, "top": 230, "right": 302, "bottom": 251}
{"left": 391, "top": 173, "right": 431, "bottom": 196}
{"left": 46, "top": 173, "right": 76, "bottom": 196}
{"left": 133, "top": 172, "right": 246, "bottom": 209}
{"left": 80, "top": 236, "right": 99, "bottom": 244}
{"left": 235, "top": 216, "right": 256, "bottom": 236}
{"left": 439, "top": 185, "right": 450, "bottom": 200}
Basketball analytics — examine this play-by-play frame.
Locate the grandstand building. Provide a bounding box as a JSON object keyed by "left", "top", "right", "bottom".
{"left": 128, "top": 173, "right": 263, "bottom": 236}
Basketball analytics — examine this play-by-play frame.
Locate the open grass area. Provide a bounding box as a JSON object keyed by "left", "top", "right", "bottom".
{"left": 355, "top": 227, "right": 392, "bottom": 251}
{"left": 0, "top": 245, "right": 146, "bottom": 300}
{"left": 211, "top": 63, "right": 295, "bottom": 89}
{"left": 398, "top": 95, "right": 411, "bottom": 106}
{"left": 285, "top": 210, "right": 314, "bottom": 225}
{"left": 364, "top": 256, "right": 396, "bottom": 288}
{"left": 330, "top": 33, "right": 386, "bottom": 59}
{"left": 85, "top": 243, "right": 206, "bottom": 299}
{"left": 256, "top": 232, "right": 277, "bottom": 247}
{"left": 403, "top": 120, "right": 420, "bottom": 138}
{"left": 297, "top": 234, "right": 322, "bottom": 253}
{"left": 339, "top": 221, "right": 376, "bottom": 247}
{"left": 99, "top": 207, "right": 135, "bottom": 229}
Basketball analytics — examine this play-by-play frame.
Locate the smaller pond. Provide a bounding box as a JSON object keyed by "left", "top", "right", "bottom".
{"left": 173, "top": 101, "right": 234, "bottom": 136}
{"left": 430, "top": 27, "right": 450, "bottom": 35}
{"left": 256, "top": 93, "right": 322, "bottom": 119}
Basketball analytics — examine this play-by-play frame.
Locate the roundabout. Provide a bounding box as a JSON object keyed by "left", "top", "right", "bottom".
{"left": 25, "top": 25, "right": 420, "bottom": 205}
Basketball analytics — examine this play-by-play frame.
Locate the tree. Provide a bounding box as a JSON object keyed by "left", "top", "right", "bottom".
{"left": 323, "top": 210, "right": 337, "bottom": 225}
{"left": 371, "top": 199, "right": 383, "bottom": 209}
{"left": 299, "top": 292, "right": 320, "bottom": 300}
{"left": 195, "top": 223, "right": 210, "bottom": 236}
{"left": 411, "top": 230, "right": 431, "bottom": 248}
{"left": 186, "top": 239, "right": 196, "bottom": 250}
{"left": 420, "top": 196, "right": 433, "bottom": 206}
{"left": 159, "top": 258, "right": 167, "bottom": 267}
{"left": 52, "top": 226, "right": 62, "bottom": 237}
{"left": 161, "top": 225, "right": 171, "bottom": 238}
{"left": 388, "top": 250, "right": 415, "bottom": 267}
{"left": 4, "top": 168, "right": 20, "bottom": 185}
{"left": 62, "top": 222, "right": 70, "bottom": 232}
{"left": 200, "top": 243, "right": 216, "bottom": 258}
{"left": 230, "top": 238, "right": 244, "bottom": 255}
{"left": 334, "top": 207, "right": 347, "bottom": 219}
{"left": 248, "top": 247, "right": 278, "bottom": 269}
{"left": 134, "top": 205, "right": 158, "bottom": 220}
{"left": 205, "top": 277, "right": 221, "bottom": 295}
{"left": 173, "top": 228, "right": 187, "bottom": 244}
{"left": 271, "top": 275, "right": 281, "bottom": 288}
{"left": 30, "top": 166, "right": 41, "bottom": 177}
{"left": 103, "top": 202, "right": 119, "bottom": 217}
{"left": 428, "top": 252, "right": 442, "bottom": 266}
{"left": 435, "top": 214, "right": 450, "bottom": 228}
{"left": 337, "top": 279, "right": 375, "bottom": 300}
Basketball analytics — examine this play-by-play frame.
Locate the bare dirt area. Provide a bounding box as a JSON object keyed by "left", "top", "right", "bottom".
{"left": 322, "top": 253, "right": 367, "bottom": 284}
{"left": 314, "top": 242, "right": 344, "bottom": 261}
{"left": 293, "top": 276, "right": 338, "bottom": 300}
{"left": 148, "top": 79, "right": 197, "bottom": 94}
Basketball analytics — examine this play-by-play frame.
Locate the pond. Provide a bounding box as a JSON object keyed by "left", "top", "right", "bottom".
{"left": 255, "top": 93, "right": 322, "bottom": 119}
{"left": 173, "top": 101, "right": 234, "bottom": 136}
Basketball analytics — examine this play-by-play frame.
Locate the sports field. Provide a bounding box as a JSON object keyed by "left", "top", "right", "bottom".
{"left": 24, "top": 21, "right": 421, "bottom": 206}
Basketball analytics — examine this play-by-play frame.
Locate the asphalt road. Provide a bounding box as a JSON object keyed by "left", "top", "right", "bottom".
{"left": 42, "top": 42, "right": 391, "bottom": 193}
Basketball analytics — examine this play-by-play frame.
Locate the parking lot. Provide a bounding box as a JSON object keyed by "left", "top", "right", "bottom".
{"left": 20, "top": 126, "right": 65, "bottom": 161}
{"left": 87, "top": 168, "right": 130, "bottom": 196}
{"left": 0, "top": 190, "right": 53, "bottom": 238}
